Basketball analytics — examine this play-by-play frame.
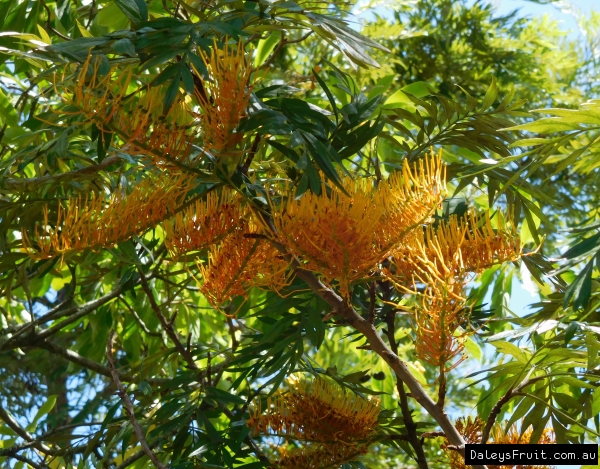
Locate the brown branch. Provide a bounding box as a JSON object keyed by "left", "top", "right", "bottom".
{"left": 226, "top": 317, "right": 239, "bottom": 353}
{"left": 294, "top": 267, "right": 465, "bottom": 440}
{"left": 41, "top": 340, "right": 130, "bottom": 379}
{"left": 2, "top": 273, "right": 132, "bottom": 347}
{"left": 0, "top": 440, "right": 37, "bottom": 457}
{"left": 118, "top": 296, "right": 164, "bottom": 339}
{"left": 240, "top": 133, "right": 261, "bottom": 175}
{"left": 10, "top": 454, "right": 46, "bottom": 469}
{"left": 385, "top": 309, "right": 428, "bottom": 469}
{"left": 137, "top": 267, "right": 198, "bottom": 370}
{"left": 438, "top": 367, "right": 446, "bottom": 409}
{"left": 107, "top": 330, "right": 168, "bottom": 469}
{"left": 481, "top": 378, "right": 530, "bottom": 444}
{"left": 264, "top": 227, "right": 486, "bottom": 468}
{"left": 3, "top": 155, "right": 120, "bottom": 190}
{"left": 40, "top": 0, "right": 71, "bottom": 40}
{"left": 114, "top": 439, "right": 164, "bottom": 469}
{"left": 19, "top": 340, "right": 166, "bottom": 386}
{"left": 385, "top": 431, "right": 445, "bottom": 441}
{"left": 0, "top": 402, "right": 56, "bottom": 456}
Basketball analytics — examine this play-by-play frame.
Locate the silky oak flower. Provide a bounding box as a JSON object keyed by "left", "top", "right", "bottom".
{"left": 386, "top": 210, "right": 520, "bottom": 369}
{"left": 247, "top": 376, "right": 380, "bottom": 444}
{"left": 60, "top": 55, "right": 198, "bottom": 168}
{"left": 444, "top": 417, "right": 556, "bottom": 469}
{"left": 197, "top": 225, "right": 290, "bottom": 310}
{"left": 270, "top": 443, "right": 369, "bottom": 469}
{"left": 195, "top": 39, "right": 253, "bottom": 157}
{"left": 22, "top": 172, "right": 195, "bottom": 259}
{"left": 271, "top": 151, "right": 446, "bottom": 297}
{"left": 163, "top": 188, "right": 244, "bottom": 256}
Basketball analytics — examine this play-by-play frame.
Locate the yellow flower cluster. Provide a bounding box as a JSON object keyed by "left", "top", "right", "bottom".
{"left": 57, "top": 55, "right": 198, "bottom": 168}
{"left": 387, "top": 211, "right": 520, "bottom": 369}
{"left": 22, "top": 172, "right": 196, "bottom": 259}
{"left": 272, "top": 151, "right": 447, "bottom": 296}
{"left": 445, "top": 417, "right": 556, "bottom": 469}
{"left": 271, "top": 443, "right": 369, "bottom": 469}
{"left": 197, "top": 227, "right": 290, "bottom": 310}
{"left": 195, "top": 40, "right": 253, "bottom": 156}
{"left": 247, "top": 377, "right": 379, "bottom": 468}
{"left": 162, "top": 189, "right": 243, "bottom": 256}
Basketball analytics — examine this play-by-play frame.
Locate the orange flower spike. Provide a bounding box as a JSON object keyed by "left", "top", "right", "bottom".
{"left": 196, "top": 39, "right": 253, "bottom": 154}
{"left": 163, "top": 189, "right": 243, "bottom": 256}
{"left": 275, "top": 443, "right": 369, "bottom": 469}
{"left": 22, "top": 173, "right": 196, "bottom": 259}
{"left": 197, "top": 228, "right": 290, "bottom": 310}
{"left": 376, "top": 150, "right": 447, "bottom": 249}
{"left": 273, "top": 177, "right": 386, "bottom": 296}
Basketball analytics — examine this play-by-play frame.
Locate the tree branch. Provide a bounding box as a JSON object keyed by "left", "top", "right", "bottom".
{"left": 265, "top": 232, "right": 486, "bottom": 468}
{"left": 3, "top": 155, "right": 120, "bottom": 190}
{"left": 40, "top": 0, "right": 71, "bottom": 41}
{"left": 118, "top": 296, "right": 164, "bottom": 339}
{"left": 385, "top": 309, "right": 428, "bottom": 469}
{"left": 0, "top": 402, "right": 56, "bottom": 456}
{"left": 481, "top": 378, "right": 530, "bottom": 444}
{"left": 10, "top": 453, "right": 46, "bottom": 469}
{"left": 137, "top": 267, "right": 198, "bottom": 370}
{"left": 107, "top": 330, "right": 168, "bottom": 469}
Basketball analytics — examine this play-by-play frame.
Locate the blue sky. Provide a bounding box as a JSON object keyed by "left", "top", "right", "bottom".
{"left": 493, "top": 0, "right": 595, "bottom": 39}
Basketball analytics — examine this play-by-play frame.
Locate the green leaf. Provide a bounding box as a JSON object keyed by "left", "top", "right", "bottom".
{"left": 313, "top": 68, "right": 338, "bottom": 120}
{"left": 490, "top": 341, "right": 529, "bottom": 364}
{"left": 114, "top": 0, "right": 148, "bottom": 24}
{"left": 562, "top": 232, "right": 600, "bottom": 260}
{"left": 592, "top": 388, "right": 600, "bottom": 417}
{"left": 304, "top": 305, "right": 325, "bottom": 348}
{"left": 563, "top": 258, "right": 594, "bottom": 310}
{"left": 163, "top": 70, "right": 182, "bottom": 112}
{"left": 0, "top": 88, "right": 18, "bottom": 128}
{"left": 205, "top": 387, "right": 245, "bottom": 405}
{"left": 26, "top": 395, "right": 57, "bottom": 432}
{"left": 506, "top": 118, "right": 582, "bottom": 134}
{"left": 480, "top": 76, "right": 498, "bottom": 112}
{"left": 564, "top": 322, "right": 579, "bottom": 345}
{"left": 254, "top": 31, "right": 281, "bottom": 68}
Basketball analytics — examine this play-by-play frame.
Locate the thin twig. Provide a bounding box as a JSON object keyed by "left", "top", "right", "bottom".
{"left": 118, "top": 296, "right": 164, "bottom": 339}
{"left": 240, "top": 133, "right": 261, "bottom": 175}
{"left": 0, "top": 403, "right": 56, "bottom": 456}
{"left": 11, "top": 453, "right": 46, "bottom": 469}
{"left": 36, "top": 340, "right": 165, "bottom": 385}
{"left": 385, "top": 309, "right": 429, "bottom": 469}
{"left": 226, "top": 317, "right": 239, "bottom": 352}
{"left": 40, "top": 0, "right": 71, "bottom": 41}
{"left": 137, "top": 267, "right": 198, "bottom": 370}
{"left": 106, "top": 330, "right": 168, "bottom": 469}
{"left": 438, "top": 367, "right": 446, "bottom": 409}
{"left": 481, "top": 378, "right": 530, "bottom": 444}
{"left": 368, "top": 281, "right": 377, "bottom": 324}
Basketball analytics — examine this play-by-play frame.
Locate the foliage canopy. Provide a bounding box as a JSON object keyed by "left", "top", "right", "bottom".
{"left": 1, "top": 0, "right": 600, "bottom": 468}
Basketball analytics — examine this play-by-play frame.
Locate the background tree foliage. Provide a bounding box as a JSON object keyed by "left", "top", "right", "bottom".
{"left": 0, "top": 0, "right": 600, "bottom": 468}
